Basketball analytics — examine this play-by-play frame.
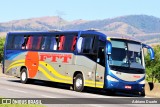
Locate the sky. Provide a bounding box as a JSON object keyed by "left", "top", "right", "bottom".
{"left": 0, "top": 0, "right": 160, "bottom": 22}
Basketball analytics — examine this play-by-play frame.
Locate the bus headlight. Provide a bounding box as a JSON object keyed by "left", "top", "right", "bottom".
{"left": 139, "top": 80, "right": 145, "bottom": 84}
{"left": 107, "top": 75, "right": 118, "bottom": 82}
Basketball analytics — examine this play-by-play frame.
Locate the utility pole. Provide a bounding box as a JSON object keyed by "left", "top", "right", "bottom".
{"left": 11, "top": 23, "right": 13, "bottom": 31}
{"left": 56, "top": 10, "right": 66, "bottom": 30}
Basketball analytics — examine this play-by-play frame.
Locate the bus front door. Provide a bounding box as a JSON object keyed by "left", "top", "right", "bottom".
{"left": 95, "top": 47, "right": 105, "bottom": 88}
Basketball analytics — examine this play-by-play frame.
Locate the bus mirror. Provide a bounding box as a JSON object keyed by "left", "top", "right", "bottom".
{"left": 142, "top": 44, "right": 155, "bottom": 60}
{"left": 77, "top": 37, "right": 83, "bottom": 53}
{"left": 97, "top": 58, "right": 100, "bottom": 63}
{"left": 148, "top": 47, "right": 155, "bottom": 60}
{"left": 106, "top": 41, "right": 112, "bottom": 55}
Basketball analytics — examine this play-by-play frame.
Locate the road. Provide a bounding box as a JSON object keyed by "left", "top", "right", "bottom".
{"left": 0, "top": 74, "right": 159, "bottom": 107}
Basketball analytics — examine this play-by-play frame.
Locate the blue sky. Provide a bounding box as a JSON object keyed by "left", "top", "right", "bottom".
{"left": 0, "top": 0, "right": 159, "bottom": 22}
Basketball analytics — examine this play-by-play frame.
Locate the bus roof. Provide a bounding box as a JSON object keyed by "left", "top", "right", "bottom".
{"left": 7, "top": 30, "right": 107, "bottom": 38}
{"left": 7, "top": 30, "right": 107, "bottom": 40}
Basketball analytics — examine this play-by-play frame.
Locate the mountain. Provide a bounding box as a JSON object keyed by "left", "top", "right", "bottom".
{"left": 0, "top": 15, "right": 160, "bottom": 44}
{"left": 0, "top": 16, "right": 68, "bottom": 31}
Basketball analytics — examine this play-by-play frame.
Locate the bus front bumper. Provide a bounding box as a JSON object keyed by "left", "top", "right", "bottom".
{"left": 105, "top": 80, "right": 145, "bottom": 93}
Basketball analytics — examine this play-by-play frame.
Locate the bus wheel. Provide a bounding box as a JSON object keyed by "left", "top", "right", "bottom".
{"left": 20, "top": 68, "right": 28, "bottom": 84}
{"left": 140, "top": 91, "right": 145, "bottom": 97}
{"left": 74, "top": 74, "right": 84, "bottom": 92}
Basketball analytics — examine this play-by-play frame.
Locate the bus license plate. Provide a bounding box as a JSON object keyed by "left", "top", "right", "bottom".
{"left": 125, "top": 86, "right": 132, "bottom": 89}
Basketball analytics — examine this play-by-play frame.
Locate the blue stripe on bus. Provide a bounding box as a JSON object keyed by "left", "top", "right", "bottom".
{"left": 6, "top": 50, "right": 25, "bottom": 60}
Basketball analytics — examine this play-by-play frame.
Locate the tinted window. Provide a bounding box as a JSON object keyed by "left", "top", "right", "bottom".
{"left": 63, "top": 35, "right": 77, "bottom": 51}
{"left": 22, "top": 35, "right": 42, "bottom": 50}
{"left": 58, "top": 34, "right": 77, "bottom": 51}
{"left": 40, "top": 33, "right": 77, "bottom": 52}
{"left": 50, "top": 37, "right": 57, "bottom": 50}
{"left": 41, "top": 36, "right": 57, "bottom": 51}
{"left": 6, "top": 34, "right": 24, "bottom": 50}
{"left": 98, "top": 47, "right": 105, "bottom": 66}
{"left": 14, "top": 36, "right": 24, "bottom": 49}
{"left": 92, "top": 36, "right": 98, "bottom": 53}
{"left": 6, "top": 35, "right": 14, "bottom": 49}
{"left": 78, "top": 34, "right": 98, "bottom": 61}
{"left": 32, "top": 36, "right": 42, "bottom": 50}
{"left": 79, "top": 34, "right": 100, "bottom": 54}
{"left": 6, "top": 33, "right": 78, "bottom": 52}
{"left": 82, "top": 37, "right": 93, "bottom": 53}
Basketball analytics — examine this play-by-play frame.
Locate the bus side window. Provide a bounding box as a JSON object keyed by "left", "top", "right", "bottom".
{"left": 81, "top": 37, "right": 93, "bottom": 53}
{"left": 64, "top": 35, "right": 77, "bottom": 51}
{"left": 35, "top": 36, "right": 42, "bottom": 50}
{"left": 77, "top": 35, "right": 97, "bottom": 61}
{"left": 57, "top": 34, "right": 77, "bottom": 51}
{"left": 92, "top": 36, "right": 98, "bottom": 53}
{"left": 26, "top": 36, "right": 33, "bottom": 49}
{"left": 25, "top": 35, "right": 42, "bottom": 50}
{"left": 21, "top": 36, "right": 28, "bottom": 49}
{"left": 13, "top": 36, "right": 24, "bottom": 49}
{"left": 41, "top": 36, "right": 50, "bottom": 50}
{"left": 98, "top": 47, "right": 105, "bottom": 66}
{"left": 6, "top": 35, "right": 14, "bottom": 49}
{"left": 50, "top": 37, "right": 57, "bottom": 50}
{"left": 71, "top": 36, "right": 77, "bottom": 51}
{"left": 58, "top": 35, "right": 65, "bottom": 50}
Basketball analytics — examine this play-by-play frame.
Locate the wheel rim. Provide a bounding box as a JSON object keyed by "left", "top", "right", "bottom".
{"left": 21, "top": 72, "right": 26, "bottom": 81}
{"left": 76, "top": 78, "right": 82, "bottom": 89}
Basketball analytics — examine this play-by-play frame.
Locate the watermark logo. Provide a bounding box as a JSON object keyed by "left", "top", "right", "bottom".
{"left": 2, "top": 99, "right": 11, "bottom": 104}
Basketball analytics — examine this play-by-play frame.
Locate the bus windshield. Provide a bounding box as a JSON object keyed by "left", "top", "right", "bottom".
{"left": 109, "top": 40, "right": 144, "bottom": 69}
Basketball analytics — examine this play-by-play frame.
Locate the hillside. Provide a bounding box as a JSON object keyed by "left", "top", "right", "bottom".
{"left": 0, "top": 15, "right": 160, "bottom": 44}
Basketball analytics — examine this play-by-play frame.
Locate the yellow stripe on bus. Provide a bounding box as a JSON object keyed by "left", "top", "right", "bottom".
{"left": 40, "top": 62, "right": 104, "bottom": 85}
{"left": 96, "top": 82, "right": 103, "bottom": 85}
{"left": 39, "top": 61, "right": 72, "bottom": 80}
{"left": 38, "top": 66, "right": 72, "bottom": 84}
{"left": 95, "top": 85, "right": 103, "bottom": 88}
{"left": 6, "top": 63, "right": 25, "bottom": 72}
{"left": 7, "top": 60, "right": 71, "bottom": 80}
{"left": 84, "top": 84, "right": 103, "bottom": 88}
{"left": 9, "top": 59, "right": 25, "bottom": 67}
{"left": 85, "top": 84, "right": 95, "bottom": 87}
{"left": 6, "top": 60, "right": 104, "bottom": 88}
{"left": 85, "top": 80, "right": 103, "bottom": 85}
{"left": 85, "top": 81, "right": 103, "bottom": 88}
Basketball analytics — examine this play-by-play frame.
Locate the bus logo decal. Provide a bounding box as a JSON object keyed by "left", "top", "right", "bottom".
{"left": 39, "top": 53, "right": 72, "bottom": 63}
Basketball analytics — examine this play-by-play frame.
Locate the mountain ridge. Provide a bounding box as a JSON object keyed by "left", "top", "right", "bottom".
{"left": 0, "top": 15, "right": 160, "bottom": 44}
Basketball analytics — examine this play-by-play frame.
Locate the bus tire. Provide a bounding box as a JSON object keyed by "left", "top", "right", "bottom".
{"left": 74, "top": 74, "right": 84, "bottom": 92}
{"left": 140, "top": 91, "right": 145, "bottom": 97}
{"left": 106, "top": 89, "right": 116, "bottom": 96}
{"left": 20, "top": 68, "right": 29, "bottom": 84}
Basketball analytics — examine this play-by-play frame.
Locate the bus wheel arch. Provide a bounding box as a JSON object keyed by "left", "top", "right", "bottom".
{"left": 140, "top": 90, "right": 145, "bottom": 97}
{"left": 20, "top": 66, "right": 29, "bottom": 84}
{"left": 73, "top": 71, "right": 84, "bottom": 92}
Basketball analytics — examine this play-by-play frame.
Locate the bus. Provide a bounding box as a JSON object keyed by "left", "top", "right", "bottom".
{"left": 3, "top": 30, "right": 154, "bottom": 95}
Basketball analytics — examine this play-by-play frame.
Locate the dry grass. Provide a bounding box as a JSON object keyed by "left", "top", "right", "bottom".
{"left": 0, "top": 32, "right": 7, "bottom": 37}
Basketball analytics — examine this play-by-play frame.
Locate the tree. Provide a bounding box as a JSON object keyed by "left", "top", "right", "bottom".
{"left": 0, "top": 37, "right": 5, "bottom": 63}
{"left": 145, "top": 45, "right": 160, "bottom": 83}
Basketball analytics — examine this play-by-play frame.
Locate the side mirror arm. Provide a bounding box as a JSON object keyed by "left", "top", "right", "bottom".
{"left": 106, "top": 40, "right": 112, "bottom": 55}
{"left": 142, "top": 44, "right": 155, "bottom": 60}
